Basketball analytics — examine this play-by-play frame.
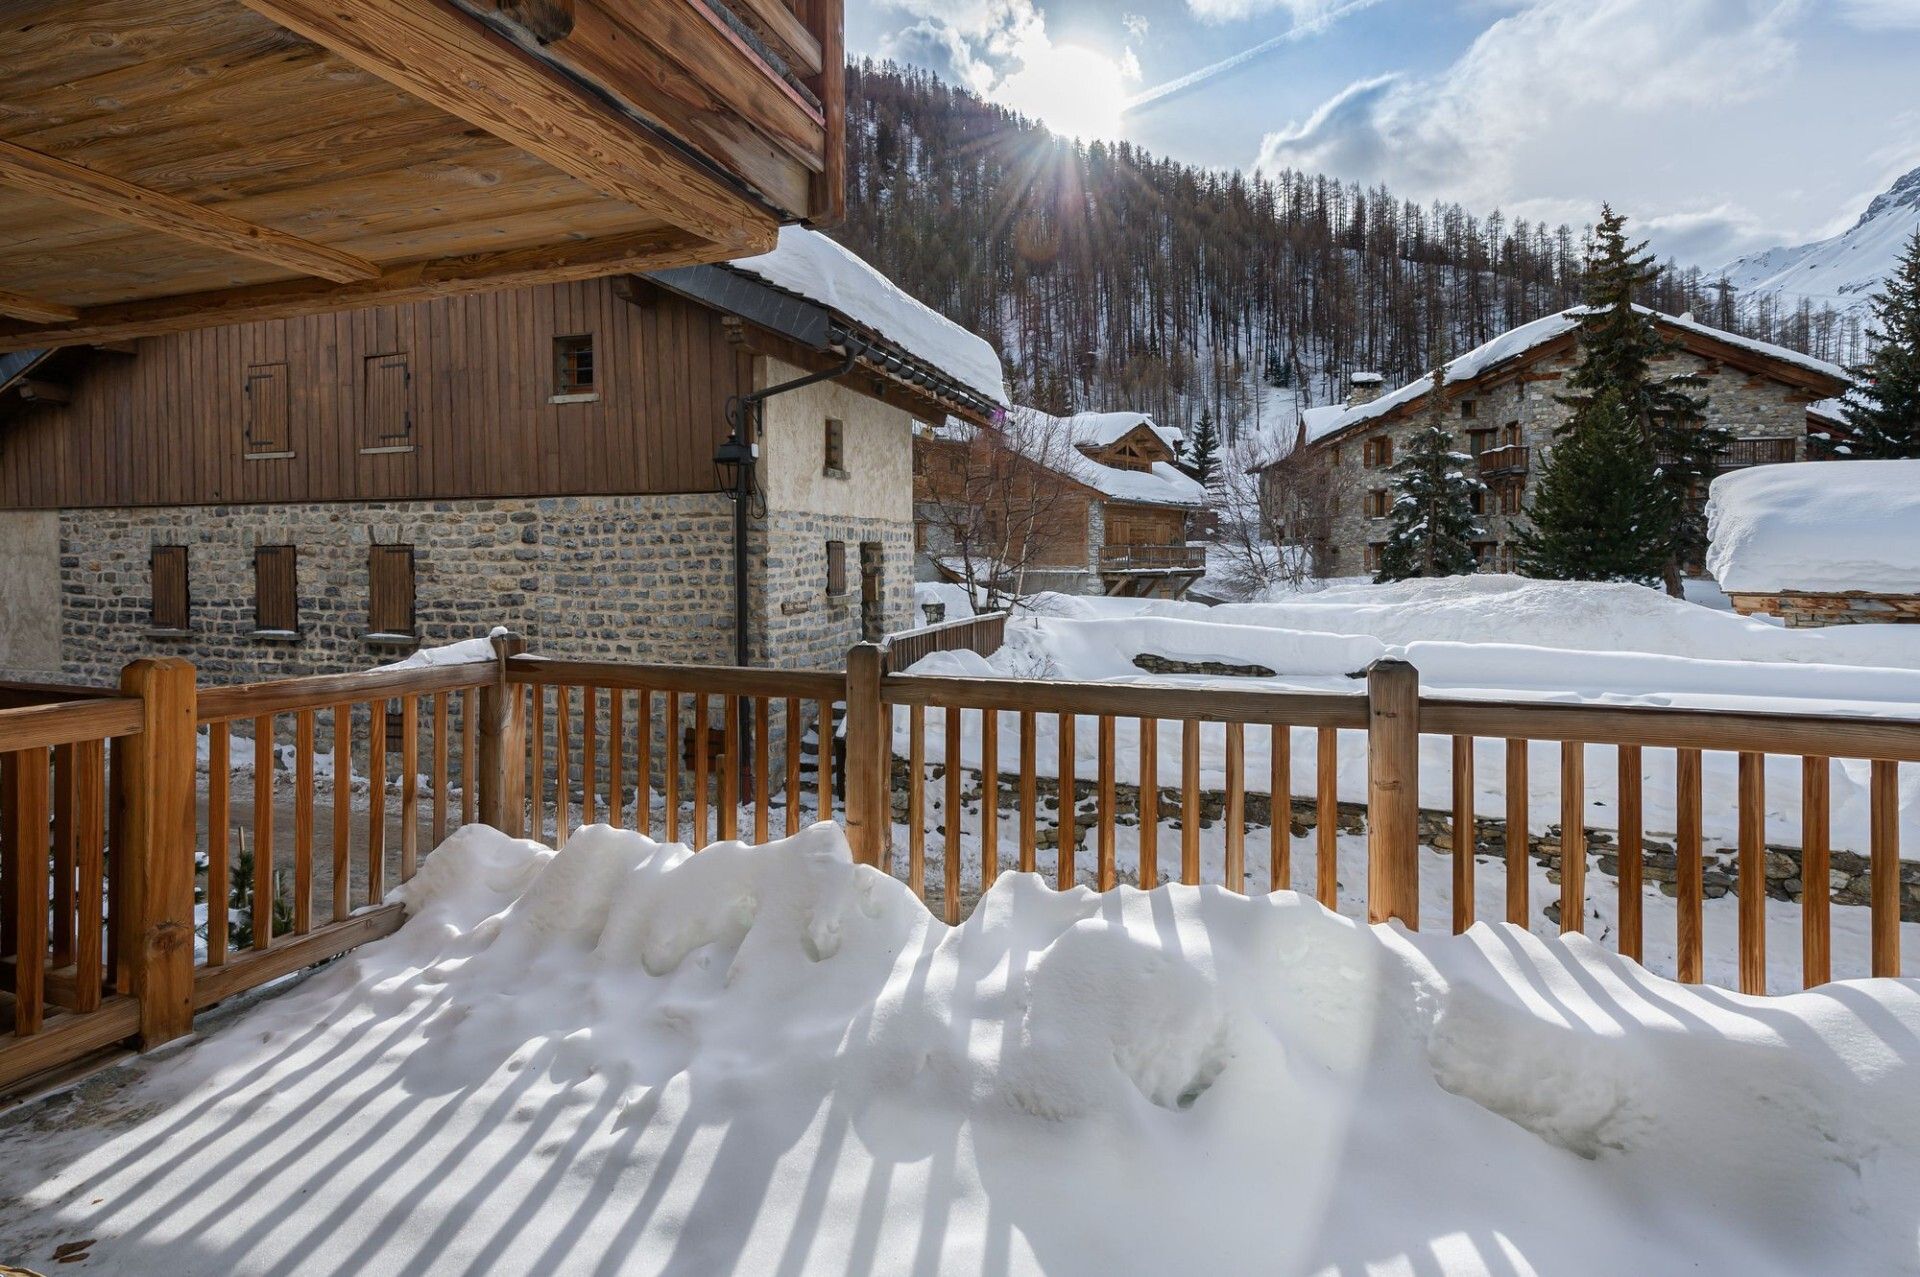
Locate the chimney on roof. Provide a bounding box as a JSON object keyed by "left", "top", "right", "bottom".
{"left": 1348, "top": 372, "right": 1385, "bottom": 408}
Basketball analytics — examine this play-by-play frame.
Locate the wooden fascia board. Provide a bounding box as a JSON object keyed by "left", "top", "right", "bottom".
{"left": 0, "top": 227, "right": 733, "bottom": 352}
{"left": 0, "top": 289, "right": 79, "bottom": 325}
{"left": 238, "top": 0, "right": 776, "bottom": 250}
{"left": 717, "top": 314, "right": 997, "bottom": 427}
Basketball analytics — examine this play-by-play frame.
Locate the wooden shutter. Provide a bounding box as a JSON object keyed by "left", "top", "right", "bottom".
{"left": 826, "top": 540, "right": 846, "bottom": 596}
{"left": 243, "top": 362, "right": 290, "bottom": 455}
{"left": 361, "top": 352, "right": 413, "bottom": 449}
{"left": 254, "top": 545, "right": 298, "bottom": 632}
{"left": 824, "top": 418, "right": 845, "bottom": 472}
{"left": 150, "top": 545, "right": 188, "bottom": 631}
{"left": 368, "top": 544, "right": 416, "bottom": 635}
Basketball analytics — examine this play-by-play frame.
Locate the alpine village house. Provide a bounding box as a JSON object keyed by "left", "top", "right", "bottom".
{"left": 1276, "top": 307, "right": 1852, "bottom": 578}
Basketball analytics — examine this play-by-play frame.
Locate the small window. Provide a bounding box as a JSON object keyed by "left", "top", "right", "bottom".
{"left": 243, "top": 362, "right": 291, "bottom": 456}
{"left": 254, "top": 545, "right": 298, "bottom": 633}
{"left": 150, "top": 545, "right": 189, "bottom": 632}
{"left": 554, "top": 334, "right": 595, "bottom": 398}
{"left": 826, "top": 540, "right": 847, "bottom": 598}
{"left": 824, "top": 418, "right": 846, "bottom": 476}
{"left": 1459, "top": 399, "right": 1477, "bottom": 420}
{"left": 361, "top": 352, "right": 413, "bottom": 450}
{"left": 1367, "top": 488, "right": 1391, "bottom": 519}
{"left": 1363, "top": 542, "right": 1385, "bottom": 573}
{"left": 1363, "top": 435, "right": 1394, "bottom": 468}
{"left": 368, "top": 544, "right": 416, "bottom": 637}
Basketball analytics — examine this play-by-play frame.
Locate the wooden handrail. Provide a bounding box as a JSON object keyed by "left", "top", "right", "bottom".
{"left": 1422, "top": 696, "right": 1920, "bottom": 762}
{"left": 506, "top": 655, "right": 846, "bottom": 700}
{"left": 881, "top": 672, "right": 1369, "bottom": 728}
{"left": 197, "top": 661, "right": 495, "bottom": 723}
{"left": 0, "top": 697, "right": 143, "bottom": 753}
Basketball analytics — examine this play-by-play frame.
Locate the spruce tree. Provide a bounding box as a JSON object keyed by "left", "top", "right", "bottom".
{"left": 1188, "top": 408, "right": 1221, "bottom": 484}
{"left": 1836, "top": 229, "right": 1920, "bottom": 457}
{"left": 1553, "top": 206, "right": 1726, "bottom": 593}
{"left": 1515, "top": 390, "right": 1676, "bottom": 583}
{"left": 1375, "top": 366, "right": 1483, "bottom": 581}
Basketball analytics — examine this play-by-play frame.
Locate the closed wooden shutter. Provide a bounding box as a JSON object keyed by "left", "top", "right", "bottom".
{"left": 368, "top": 544, "right": 416, "bottom": 635}
{"left": 254, "top": 545, "right": 298, "bottom": 632}
{"left": 826, "top": 540, "right": 846, "bottom": 597}
{"left": 824, "top": 418, "right": 845, "bottom": 472}
{"left": 243, "top": 362, "right": 290, "bottom": 455}
{"left": 361, "top": 352, "right": 413, "bottom": 449}
{"left": 150, "top": 545, "right": 189, "bottom": 631}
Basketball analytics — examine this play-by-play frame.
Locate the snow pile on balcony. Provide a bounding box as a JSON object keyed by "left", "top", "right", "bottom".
{"left": 1707, "top": 460, "right": 1920, "bottom": 594}
{"left": 3, "top": 821, "right": 1917, "bottom": 1275}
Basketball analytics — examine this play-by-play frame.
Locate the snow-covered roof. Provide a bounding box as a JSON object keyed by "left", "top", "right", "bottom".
{"left": 727, "top": 227, "right": 1008, "bottom": 407}
{"left": 1059, "top": 410, "right": 1181, "bottom": 449}
{"left": 1807, "top": 397, "right": 1850, "bottom": 427}
{"left": 1311, "top": 307, "right": 1849, "bottom": 446}
{"left": 1706, "top": 460, "right": 1920, "bottom": 594}
{"left": 1013, "top": 408, "right": 1206, "bottom": 509}
{"left": 1301, "top": 404, "right": 1349, "bottom": 443}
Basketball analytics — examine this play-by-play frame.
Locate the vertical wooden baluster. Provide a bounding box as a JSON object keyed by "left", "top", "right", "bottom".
{"left": 908, "top": 704, "right": 926, "bottom": 897}
{"left": 583, "top": 686, "right": 599, "bottom": 827}
{"left": 1452, "top": 735, "right": 1475, "bottom": 934}
{"left": 555, "top": 685, "right": 572, "bottom": 846}
{"left": 1801, "top": 756, "right": 1830, "bottom": 988}
{"left": 755, "top": 697, "right": 771, "bottom": 845}
{"left": 1, "top": 752, "right": 15, "bottom": 963}
{"left": 1315, "top": 727, "right": 1338, "bottom": 908}
{"left": 1505, "top": 738, "right": 1529, "bottom": 926}
{"left": 1097, "top": 716, "right": 1117, "bottom": 893}
{"left": 1181, "top": 719, "right": 1201, "bottom": 886}
{"left": 637, "top": 690, "right": 654, "bottom": 838}
{"left": 7, "top": 748, "right": 49, "bottom": 1035}
{"left": 294, "top": 710, "right": 314, "bottom": 934}
{"left": 1019, "top": 710, "right": 1038, "bottom": 874}
{"left": 462, "top": 686, "right": 477, "bottom": 827}
{"left": 400, "top": 696, "right": 419, "bottom": 881}
{"left": 1559, "top": 741, "right": 1585, "bottom": 936}
{"left": 531, "top": 685, "right": 547, "bottom": 844}
{"left": 207, "top": 721, "right": 230, "bottom": 965}
{"left": 785, "top": 696, "right": 802, "bottom": 837}
{"left": 331, "top": 704, "right": 351, "bottom": 922}
{"left": 1737, "top": 750, "right": 1766, "bottom": 995}
{"left": 1617, "top": 744, "right": 1643, "bottom": 963}
{"left": 944, "top": 704, "right": 963, "bottom": 921}
{"left": 1270, "top": 723, "right": 1290, "bottom": 893}
{"left": 692, "top": 695, "right": 709, "bottom": 849}
{"left": 1058, "top": 711, "right": 1077, "bottom": 890}
{"left": 1224, "top": 721, "right": 1245, "bottom": 894}
{"left": 1676, "top": 748, "right": 1703, "bottom": 984}
{"left": 664, "top": 693, "right": 679, "bottom": 843}
{"left": 368, "top": 702, "right": 386, "bottom": 907}
{"left": 720, "top": 694, "right": 739, "bottom": 843}
{"left": 609, "top": 688, "right": 626, "bottom": 829}
{"left": 1139, "top": 717, "right": 1158, "bottom": 889}
{"left": 51, "top": 745, "right": 75, "bottom": 972}
{"left": 980, "top": 708, "right": 999, "bottom": 890}
{"left": 815, "top": 698, "right": 833, "bottom": 821}
{"left": 432, "top": 693, "right": 449, "bottom": 844}
{"left": 254, "top": 714, "right": 275, "bottom": 950}
{"left": 1871, "top": 759, "right": 1900, "bottom": 979}
{"left": 73, "top": 739, "right": 104, "bottom": 1012}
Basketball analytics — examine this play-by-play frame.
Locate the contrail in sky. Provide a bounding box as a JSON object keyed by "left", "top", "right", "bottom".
{"left": 1124, "top": 0, "right": 1388, "bottom": 114}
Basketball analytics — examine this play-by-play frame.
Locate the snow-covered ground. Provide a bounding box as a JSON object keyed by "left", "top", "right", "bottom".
{"left": 1707, "top": 460, "right": 1920, "bottom": 595}
{"left": 3, "top": 822, "right": 1916, "bottom": 1275}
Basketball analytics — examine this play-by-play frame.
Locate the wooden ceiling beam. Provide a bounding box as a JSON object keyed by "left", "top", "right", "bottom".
{"left": 238, "top": 0, "right": 777, "bottom": 250}
{"left": 0, "top": 225, "right": 755, "bottom": 353}
{"left": 0, "top": 139, "right": 380, "bottom": 285}
{"left": 0, "top": 288, "right": 79, "bottom": 325}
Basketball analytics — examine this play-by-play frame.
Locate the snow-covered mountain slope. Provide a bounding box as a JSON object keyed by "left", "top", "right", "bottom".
{"left": 1717, "top": 165, "right": 1920, "bottom": 318}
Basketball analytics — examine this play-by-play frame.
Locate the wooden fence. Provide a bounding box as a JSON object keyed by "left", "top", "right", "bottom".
{"left": 883, "top": 612, "right": 1008, "bottom": 673}
{"left": 2, "top": 632, "right": 1914, "bottom": 1095}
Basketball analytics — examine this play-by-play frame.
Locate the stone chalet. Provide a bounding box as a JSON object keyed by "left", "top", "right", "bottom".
{"left": 1270, "top": 308, "right": 1852, "bottom": 578}
{"left": 914, "top": 410, "right": 1208, "bottom": 599}
{"left": 0, "top": 229, "right": 1007, "bottom": 685}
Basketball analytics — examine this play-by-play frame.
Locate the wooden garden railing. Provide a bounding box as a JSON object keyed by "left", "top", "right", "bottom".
{"left": 883, "top": 611, "right": 1009, "bottom": 673}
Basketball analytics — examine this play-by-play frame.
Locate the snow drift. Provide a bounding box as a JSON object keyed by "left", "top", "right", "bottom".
{"left": 2, "top": 823, "right": 1917, "bottom": 1275}
{"left": 1707, "top": 460, "right": 1920, "bottom": 595}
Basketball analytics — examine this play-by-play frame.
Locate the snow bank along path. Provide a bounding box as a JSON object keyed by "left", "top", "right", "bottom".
{"left": 2, "top": 823, "right": 1917, "bottom": 1275}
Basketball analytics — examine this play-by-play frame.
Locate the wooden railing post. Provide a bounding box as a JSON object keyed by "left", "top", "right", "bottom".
{"left": 843, "top": 642, "right": 887, "bottom": 868}
{"left": 1366, "top": 659, "right": 1420, "bottom": 928}
{"left": 117, "top": 657, "right": 197, "bottom": 1049}
{"left": 479, "top": 632, "right": 528, "bottom": 837}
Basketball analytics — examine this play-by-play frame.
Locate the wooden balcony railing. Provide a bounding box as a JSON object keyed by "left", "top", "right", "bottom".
{"left": 1477, "top": 444, "right": 1531, "bottom": 476}
{"left": 1656, "top": 437, "right": 1800, "bottom": 471}
{"left": 884, "top": 612, "right": 1009, "bottom": 673}
{"left": 1099, "top": 543, "right": 1208, "bottom": 572}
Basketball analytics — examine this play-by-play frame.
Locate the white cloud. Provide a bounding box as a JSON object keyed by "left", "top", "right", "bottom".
{"left": 1184, "top": 0, "right": 1357, "bottom": 21}
{"left": 1837, "top": 0, "right": 1920, "bottom": 28}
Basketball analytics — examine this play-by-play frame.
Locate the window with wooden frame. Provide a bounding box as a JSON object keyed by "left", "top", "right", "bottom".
{"left": 1363, "top": 435, "right": 1394, "bottom": 468}
{"left": 1363, "top": 542, "right": 1385, "bottom": 573}
{"left": 360, "top": 352, "right": 413, "bottom": 451}
{"left": 253, "top": 545, "right": 298, "bottom": 634}
{"left": 825, "top": 540, "right": 848, "bottom": 598}
{"left": 367, "top": 544, "right": 417, "bottom": 637}
{"left": 824, "top": 418, "right": 847, "bottom": 477}
{"left": 1366, "top": 488, "right": 1391, "bottom": 519}
{"left": 1459, "top": 399, "right": 1478, "bottom": 420}
{"left": 150, "top": 545, "right": 189, "bottom": 632}
{"left": 243, "top": 362, "right": 291, "bottom": 457}
{"left": 553, "top": 334, "right": 595, "bottom": 399}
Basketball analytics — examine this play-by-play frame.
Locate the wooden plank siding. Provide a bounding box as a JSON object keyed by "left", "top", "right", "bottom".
{"left": 0, "top": 279, "right": 752, "bottom": 510}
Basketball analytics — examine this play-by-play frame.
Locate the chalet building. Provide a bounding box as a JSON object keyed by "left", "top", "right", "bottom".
{"left": 1278, "top": 309, "right": 1851, "bottom": 578}
{"left": 914, "top": 410, "right": 1207, "bottom": 600}
{"left": 0, "top": 229, "right": 1005, "bottom": 685}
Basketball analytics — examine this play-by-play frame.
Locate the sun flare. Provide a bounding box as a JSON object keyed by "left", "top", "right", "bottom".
{"left": 996, "top": 44, "right": 1132, "bottom": 143}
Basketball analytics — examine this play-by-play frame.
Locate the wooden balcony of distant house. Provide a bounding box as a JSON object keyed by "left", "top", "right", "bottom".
{"left": 1476, "top": 444, "right": 1530, "bottom": 477}
{"left": 1656, "top": 438, "right": 1801, "bottom": 472}
{"left": 1098, "top": 543, "right": 1208, "bottom": 597}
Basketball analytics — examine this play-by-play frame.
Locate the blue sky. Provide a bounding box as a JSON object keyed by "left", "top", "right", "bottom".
{"left": 848, "top": 0, "right": 1920, "bottom": 269}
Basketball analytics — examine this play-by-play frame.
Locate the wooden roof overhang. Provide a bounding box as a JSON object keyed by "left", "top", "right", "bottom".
{"left": 0, "top": 0, "right": 845, "bottom": 354}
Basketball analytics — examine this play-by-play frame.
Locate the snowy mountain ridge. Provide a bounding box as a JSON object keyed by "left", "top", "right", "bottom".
{"left": 1716, "top": 164, "right": 1920, "bottom": 319}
